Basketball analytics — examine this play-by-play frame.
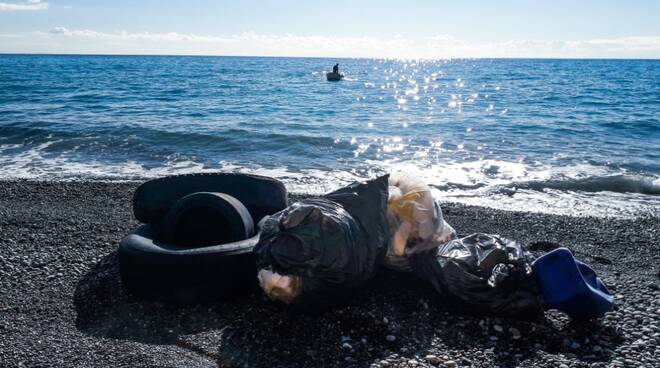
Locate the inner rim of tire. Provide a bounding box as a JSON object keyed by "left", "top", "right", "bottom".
{"left": 174, "top": 205, "right": 238, "bottom": 247}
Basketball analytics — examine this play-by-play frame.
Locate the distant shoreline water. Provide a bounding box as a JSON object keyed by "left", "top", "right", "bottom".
{"left": 1, "top": 55, "right": 658, "bottom": 218}
{"left": 2, "top": 53, "right": 660, "bottom": 62}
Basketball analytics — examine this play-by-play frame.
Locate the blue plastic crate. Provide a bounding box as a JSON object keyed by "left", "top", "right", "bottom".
{"left": 532, "top": 248, "right": 614, "bottom": 319}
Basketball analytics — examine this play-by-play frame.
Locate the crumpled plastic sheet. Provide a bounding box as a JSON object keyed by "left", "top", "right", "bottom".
{"left": 410, "top": 233, "right": 544, "bottom": 317}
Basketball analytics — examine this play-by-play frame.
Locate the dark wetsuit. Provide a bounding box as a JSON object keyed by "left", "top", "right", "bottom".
{"left": 333, "top": 64, "right": 339, "bottom": 74}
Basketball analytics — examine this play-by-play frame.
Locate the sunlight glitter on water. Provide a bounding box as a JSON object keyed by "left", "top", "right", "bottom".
{"left": 2, "top": 56, "right": 658, "bottom": 218}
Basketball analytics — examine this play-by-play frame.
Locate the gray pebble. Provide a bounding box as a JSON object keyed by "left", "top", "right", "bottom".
{"left": 424, "top": 354, "right": 441, "bottom": 365}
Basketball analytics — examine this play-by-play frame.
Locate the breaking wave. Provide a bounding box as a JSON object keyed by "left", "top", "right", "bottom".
{"left": 498, "top": 175, "right": 660, "bottom": 195}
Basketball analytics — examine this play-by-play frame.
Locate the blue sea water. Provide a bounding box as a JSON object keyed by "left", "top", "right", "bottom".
{"left": 1, "top": 55, "right": 659, "bottom": 218}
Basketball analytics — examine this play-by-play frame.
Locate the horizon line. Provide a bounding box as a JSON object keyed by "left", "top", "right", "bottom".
{"left": 1, "top": 52, "right": 659, "bottom": 61}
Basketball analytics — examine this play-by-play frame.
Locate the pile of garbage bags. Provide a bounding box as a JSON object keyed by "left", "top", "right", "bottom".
{"left": 254, "top": 172, "right": 613, "bottom": 319}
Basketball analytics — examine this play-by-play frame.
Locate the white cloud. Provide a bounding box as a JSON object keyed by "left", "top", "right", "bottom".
{"left": 0, "top": 0, "right": 48, "bottom": 11}
{"left": 1, "top": 28, "right": 659, "bottom": 59}
{"left": 49, "top": 26, "right": 68, "bottom": 34}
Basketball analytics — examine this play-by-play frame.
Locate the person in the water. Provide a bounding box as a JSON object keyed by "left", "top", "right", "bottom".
{"left": 332, "top": 63, "right": 339, "bottom": 74}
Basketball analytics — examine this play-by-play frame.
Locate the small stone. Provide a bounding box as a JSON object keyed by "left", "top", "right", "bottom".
{"left": 342, "top": 342, "right": 352, "bottom": 350}
{"left": 445, "top": 360, "right": 457, "bottom": 367}
{"left": 385, "top": 335, "right": 396, "bottom": 342}
{"left": 383, "top": 317, "right": 389, "bottom": 324}
{"left": 593, "top": 345, "right": 602, "bottom": 352}
{"left": 509, "top": 327, "right": 521, "bottom": 339}
{"left": 489, "top": 335, "right": 499, "bottom": 341}
{"left": 570, "top": 341, "right": 581, "bottom": 349}
{"left": 559, "top": 364, "right": 569, "bottom": 368}
{"left": 379, "top": 360, "right": 390, "bottom": 367}
{"left": 493, "top": 324, "right": 503, "bottom": 332}
{"left": 424, "top": 355, "right": 441, "bottom": 365}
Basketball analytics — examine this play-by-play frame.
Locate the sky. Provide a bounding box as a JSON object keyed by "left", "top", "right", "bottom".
{"left": 1, "top": 0, "right": 659, "bottom": 58}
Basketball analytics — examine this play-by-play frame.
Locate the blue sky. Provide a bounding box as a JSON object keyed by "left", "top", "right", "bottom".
{"left": 1, "top": 0, "right": 659, "bottom": 58}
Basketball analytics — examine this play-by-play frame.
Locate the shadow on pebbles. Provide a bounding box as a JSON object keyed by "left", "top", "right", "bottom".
{"left": 73, "top": 249, "right": 633, "bottom": 368}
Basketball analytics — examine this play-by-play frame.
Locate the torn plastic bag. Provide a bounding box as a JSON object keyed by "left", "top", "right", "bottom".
{"left": 410, "top": 233, "right": 543, "bottom": 317}
{"left": 257, "top": 268, "right": 301, "bottom": 304}
{"left": 255, "top": 175, "right": 389, "bottom": 306}
{"left": 386, "top": 172, "right": 456, "bottom": 271}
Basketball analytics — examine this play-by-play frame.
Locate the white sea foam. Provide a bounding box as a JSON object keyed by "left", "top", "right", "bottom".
{"left": 1, "top": 143, "right": 657, "bottom": 219}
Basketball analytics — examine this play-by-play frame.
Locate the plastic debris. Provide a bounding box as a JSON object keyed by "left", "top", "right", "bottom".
{"left": 254, "top": 175, "right": 390, "bottom": 306}
{"left": 410, "top": 233, "right": 544, "bottom": 317}
{"left": 385, "top": 172, "right": 456, "bottom": 271}
{"left": 532, "top": 247, "right": 614, "bottom": 319}
{"left": 257, "top": 269, "right": 301, "bottom": 304}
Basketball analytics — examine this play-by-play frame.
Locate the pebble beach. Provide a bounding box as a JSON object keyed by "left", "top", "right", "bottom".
{"left": 1, "top": 180, "right": 658, "bottom": 368}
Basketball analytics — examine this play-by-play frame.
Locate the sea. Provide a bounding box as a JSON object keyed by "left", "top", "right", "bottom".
{"left": 1, "top": 55, "right": 659, "bottom": 218}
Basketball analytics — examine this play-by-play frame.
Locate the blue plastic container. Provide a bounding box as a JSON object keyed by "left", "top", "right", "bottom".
{"left": 532, "top": 248, "right": 614, "bottom": 319}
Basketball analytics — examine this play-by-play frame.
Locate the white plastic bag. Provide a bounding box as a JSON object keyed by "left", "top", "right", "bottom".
{"left": 257, "top": 269, "right": 301, "bottom": 304}
{"left": 386, "top": 172, "right": 456, "bottom": 271}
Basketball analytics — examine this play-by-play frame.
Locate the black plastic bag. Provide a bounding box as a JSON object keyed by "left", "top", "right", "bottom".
{"left": 410, "top": 233, "right": 543, "bottom": 317}
{"left": 254, "top": 175, "right": 390, "bottom": 306}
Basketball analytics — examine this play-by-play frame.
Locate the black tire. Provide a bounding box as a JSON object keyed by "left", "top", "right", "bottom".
{"left": 133, "top": 173, "right": 287, "bottom": 225}
{"left": 161, "top": 192, "right": 254, "bottom": 247}
{"left": 119, "top": 224, "right": 259, "bottom": 303}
